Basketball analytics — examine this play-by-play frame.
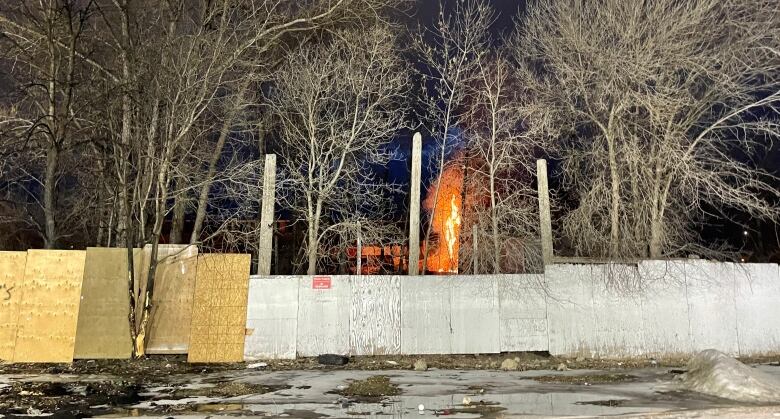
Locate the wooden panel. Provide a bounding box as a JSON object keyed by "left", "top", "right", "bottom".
{"left": 350, "top": 276, "right": 401, "bottom": 355}
{"left": 13, "top": 250, "right": 86, "bottom": 363}
{"left": 73, "top": 248, "right": 132, "bottom": 359}
{"left": 188, "top": 254, "right": 251, "bottom": 363}
{"left": 244, "top": 276, "right": 299, "bottom": 360}
{"left": 0, "top": 252, "right": 27, "bottom": 361}
{"left": 297, "top": 276, "right": 351, "bottom": 356}
{"left": 146, "top": 245, "right": 198, "bottom": 354}
{"left": 400, "top": 276, "right": 451, "bottom": 354}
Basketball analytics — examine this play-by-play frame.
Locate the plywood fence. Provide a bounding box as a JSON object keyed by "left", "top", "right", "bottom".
{"left": 0, "top": 248, "right": 251, "bottom": 363}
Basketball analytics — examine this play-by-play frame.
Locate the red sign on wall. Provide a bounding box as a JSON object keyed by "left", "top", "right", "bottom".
{"left": 312, "top": 276, "right": 332, "bottom": 289}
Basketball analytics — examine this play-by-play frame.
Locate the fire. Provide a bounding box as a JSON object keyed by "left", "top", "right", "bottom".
{"left": 423, "top": 163, "right": 463, "bottom": 273}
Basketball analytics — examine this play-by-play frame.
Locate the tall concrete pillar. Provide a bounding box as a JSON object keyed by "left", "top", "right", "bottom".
{"left": 537, "top": 159, "right": 554, "bottom": 266}
{"left": 258, "top": 154, "right": 276, "bottom": 276}
{"left": 408, "top": 132, "right": 422, "bottom": 275}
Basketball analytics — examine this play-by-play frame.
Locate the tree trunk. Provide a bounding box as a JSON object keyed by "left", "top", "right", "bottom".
{"left": 606, "top": 133, "right": 621, "bottom": 257}
{"left": 170, "top": 187, "right": 187, "bottom": 244}
{"left": 307, "top": 202, "right": 322, "bottom": 275}
{"left": 489, "top": 172, "right": 500, "bottom": 274}
{"left": 43, "top": 144, "right": 59, "bottom": 249}
{"left": 189, "top": 81, "right": 249, "bottom": 244}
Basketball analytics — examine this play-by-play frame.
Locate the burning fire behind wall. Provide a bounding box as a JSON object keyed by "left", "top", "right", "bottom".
{"left": 424, "top": 162, "right": 464, "bottom": 273}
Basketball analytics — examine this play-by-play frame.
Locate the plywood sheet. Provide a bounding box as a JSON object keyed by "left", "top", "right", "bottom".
{"left": 188, "top": 254, "right": 251, "bottom": 363}
{"left": 73, "top": 248, "right": 132, "bottom": 359}
{"left": 297, "top": 276, "right": 351, "bottom": 356}
{"left": 13, "top": 250, "right": 86, "bottom": 363}
{"left": 146, "top": 245, "right": 198, "bottom": 354}
{"left": 350, "top": 276, "right": 401, "bottom": 355}
{"left": 498, "top": 274, "right": 548, "bottom": 352}
{"left": 450, "top": 276, "right": 500, "bottom": 354}
{"left": 0, "top": 252, "right": 27, "bottom": 361}
{"left": 400, "top": 276, "right": 451, "bottom": 354}
{"left": 244, "top": 276, "right": 299, "bottom": 360}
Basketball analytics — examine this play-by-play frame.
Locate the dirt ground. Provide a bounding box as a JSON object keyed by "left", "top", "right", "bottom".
{"left": 0, "top": 353, "right": 778, "bottom": 418}
{"left": 3, "top": 351, "right": 778, "bottom": 376}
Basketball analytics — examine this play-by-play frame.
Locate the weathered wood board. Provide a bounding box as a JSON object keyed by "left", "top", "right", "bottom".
{"left": 188, "top": 254, "right": 251, "bottom": 363}
{"left": 498, "top": 274, "right": 548, "bottom": 352}
{"left": 73, "top": 248, "right": 132, "bottom": 359}
{"left": 296, "top": 276, "right": 351, "bottom": 356}
{"left": 13, "top": 250, "right": 86, "bottom": 363}
{"left": 400, "top": 276, "right": 451, "bottom": 354}
{"left": 0, "top": 252, "right": 27, "bottom": 361}
{"left": 244, "top": 276, "right": 299, "bottom": 360}
{"left": 350, "top": 276, "right": 401, "bottom": 355}
{"left": 450, "top": 275, "right": 500, "bottom": 354}
{"left": 146, "top": 245, "right": 198, "bottom": 354}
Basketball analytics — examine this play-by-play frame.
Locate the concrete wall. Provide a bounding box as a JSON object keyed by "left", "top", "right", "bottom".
{"left": 245, "top": 261, "right": 780, "bottom": 359}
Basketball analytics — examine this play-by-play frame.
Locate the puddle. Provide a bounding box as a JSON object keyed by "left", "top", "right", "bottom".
{"left": 0, "top": 367, "right": 777, "bottom": 417}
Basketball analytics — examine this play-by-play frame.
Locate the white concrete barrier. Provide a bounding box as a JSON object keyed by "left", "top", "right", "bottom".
{"left": 244, "top": 262, "right": 780, "bottom": 359}
{"left": 400, "top": 276, "right": 452, "bottom": 354}
{"left": 498, "top": 274, "right": 548, "bottom": 352}
{"left": 734, "top": 263, "right": 780, "bottom": 356}
{"left": 244, "top": 276, "right": 299, "bottom": 360}
{"left": 296, "top": 275, "right": 351, "bottom": 356}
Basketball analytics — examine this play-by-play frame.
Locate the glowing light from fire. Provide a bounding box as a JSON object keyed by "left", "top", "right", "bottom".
{"left": 424, "top": 163, "right": 463, "bottom": 273}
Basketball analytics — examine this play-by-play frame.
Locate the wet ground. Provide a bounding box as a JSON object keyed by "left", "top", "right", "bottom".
{"left": 0, "top": 355, "right": 779, "bottom": 418}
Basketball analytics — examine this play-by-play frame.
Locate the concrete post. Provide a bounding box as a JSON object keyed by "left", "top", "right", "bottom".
{"left": 258, "top": 154, "right": 276, "bottom": 275}
{"left": 472, "top": 224, "right": 479, "bottom": 274}
{"left": 408, "top": 132, "right": 422, "bottom": 275}
{"left": 537, "top": 159, "right": 554, "bottom": 265}
{"left": 356, "top": 221, "right": 362, "bottom": 276}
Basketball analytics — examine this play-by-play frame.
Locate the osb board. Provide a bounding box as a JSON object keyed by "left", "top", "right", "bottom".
{"left": 188, "top": 254, "right": 251, "bottom": 363}
{"left": 349, "top": 276, "right": 401, "bottom": 356}
{"left": 145, "top": 245, "right": 198, "bottom": 354}
{"left": 13, "top": 250, "right": 86, "bottom": 363}
{"left": 0, "top": 252, "right": 27, "bottom": 361}
{"left": 73, "top": 248, "right": 132, "bottom": 359}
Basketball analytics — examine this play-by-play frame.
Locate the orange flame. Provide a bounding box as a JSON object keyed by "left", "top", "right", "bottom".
{"left": 424, "top": 163, "right": 463, "bottom": 273}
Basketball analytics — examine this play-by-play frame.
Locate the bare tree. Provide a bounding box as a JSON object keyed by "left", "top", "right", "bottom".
{"left": 460, "top": 52, "right": 542, "bottom": 273}
{"left": 270, "top": 26, "right": 408, "bottom": 274}
{"left": 0, "top": 0, "right": 100, "bottom": 249}
{"left": 515, "top": 0, "right": 780, "bottom": 259}
{"left": 415, "top": 0, "right": 493, "bottom": 273}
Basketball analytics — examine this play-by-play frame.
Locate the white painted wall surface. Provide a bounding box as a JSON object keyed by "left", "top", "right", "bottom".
{"left": 244, "top": 261, "right": 780, "bottom": 359}
{"left": 244, "top": 276, "right": 299, "bottom": 360}
{"left": 296, "top": 276, "right": 351, "bottom": 356}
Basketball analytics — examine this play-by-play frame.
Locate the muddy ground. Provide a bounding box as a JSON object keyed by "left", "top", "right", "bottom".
{"left": 0, "top": 353, "right": 778, "bottom": 418}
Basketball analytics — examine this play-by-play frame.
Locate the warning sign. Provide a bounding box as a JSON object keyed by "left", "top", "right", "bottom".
{"left": 312, "top": 276, "right": 331, "bottom": 289}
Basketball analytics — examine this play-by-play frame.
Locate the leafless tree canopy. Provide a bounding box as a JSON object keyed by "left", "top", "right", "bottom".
{"left": 271, "top": 26, "right": 408, "bottom": 274}
{"left": 1, "top": 0, "right": 779, "bottom": 285}
{"left": 514, "top": 0, "right": 780, "bottom": 259}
